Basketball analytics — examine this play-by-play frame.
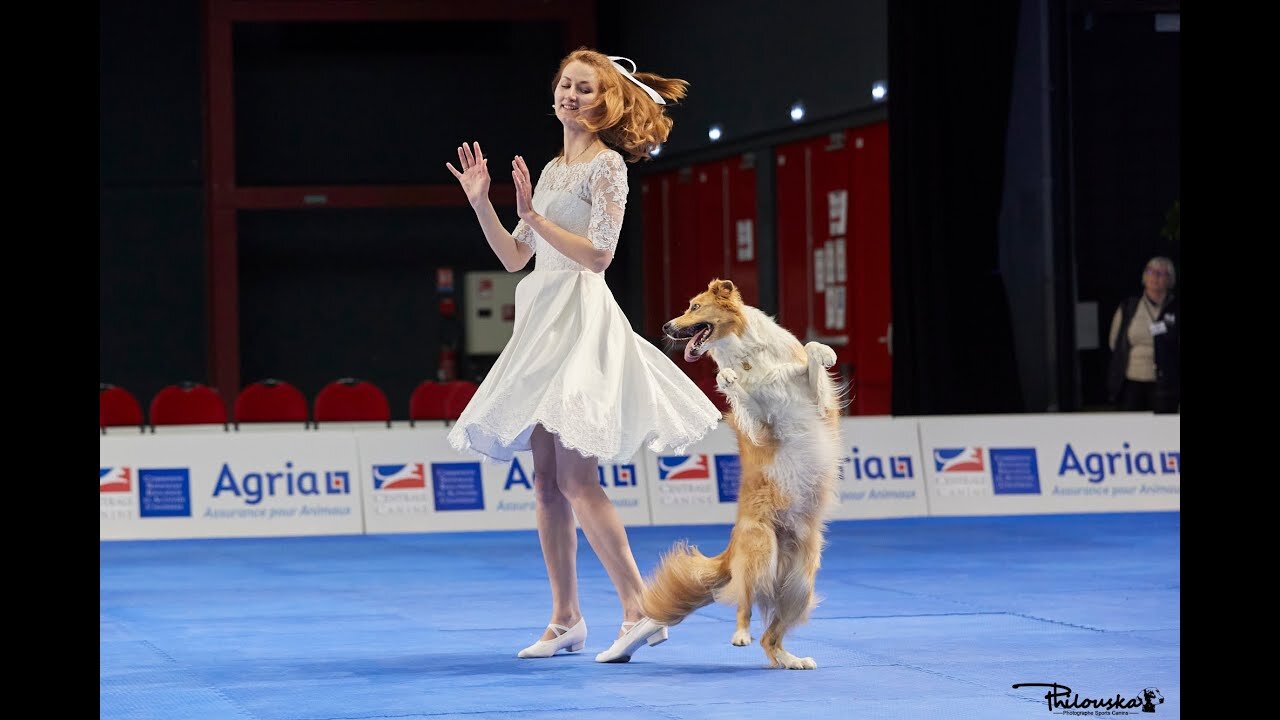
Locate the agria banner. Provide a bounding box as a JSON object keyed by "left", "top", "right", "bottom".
{"left": 100, "top": 431, "right": 363, "bottom": 540}
{"left": 101, "top": 414, "right": 1179, "bottom": 540}
{"left": 644, "top": 417, "right": 929, "bottom": 526}
{"left": 919, "top": 413, "right": 1180, "bottom": 516}
{"left": 644, "top": 423, "right": 743, "bottom": 527}
{"left": 829, "top": 417, "right": 929, "bottom": 521}
{"left": 356, "top": 428, "right": 651, "bottom": 534}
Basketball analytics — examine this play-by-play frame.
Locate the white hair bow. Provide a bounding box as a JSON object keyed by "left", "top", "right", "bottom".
{"left": 608, "top": 56, "right": 666, "bottom": 105}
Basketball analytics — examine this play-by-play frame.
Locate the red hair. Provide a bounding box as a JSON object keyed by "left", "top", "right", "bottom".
{"left": 553, "top": 48, "right": 690, "bottom": 163}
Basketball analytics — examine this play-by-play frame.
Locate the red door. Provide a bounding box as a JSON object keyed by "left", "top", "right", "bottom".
{"left": 641, "top": 173, "right": 671, "bottom": 343}
{"left": 685, "top": 158, "right": 759, "bottom": 411}
{"left": 775, "top": 123, "right": 891, "bottom": 415}
{"left": 848, "top": 122, "right": 891, "bottom": 414}
{"left": 726, "top": 153, "right": 760, "bottom": 306}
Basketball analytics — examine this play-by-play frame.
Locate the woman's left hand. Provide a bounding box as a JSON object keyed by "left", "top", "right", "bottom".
{"left": 513, "top": 155, "right": 537, "bottom": 223}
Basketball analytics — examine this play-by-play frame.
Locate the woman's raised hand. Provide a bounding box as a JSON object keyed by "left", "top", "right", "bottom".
{"left": 446, "top": 141, "right": 491, "bottom": 208}
{"left": 512, "top": 155, "right": 535, "bottom": 222}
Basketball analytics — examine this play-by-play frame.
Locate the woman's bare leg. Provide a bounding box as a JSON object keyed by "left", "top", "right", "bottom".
{"left": 552, "top": 434, "right": 646, "bottom": 631}
{"left": 530, "top": 424, "right": 581, "bottom": 640}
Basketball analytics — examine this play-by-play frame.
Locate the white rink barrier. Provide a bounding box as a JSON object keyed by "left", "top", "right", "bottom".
{"left": 99, "top": 431, "right": 364, "bottom": 540}
{"left": 918, "top": 413, "right": 1180, "bottom": 516}
{"left": 829, "top": 417, "right": 930, "bottom": 521}
{"left": 356, "top": 428, "right": 650, "bottom": 535}
{"left": 101, "top": 414, "right": 1179, "bottom": 540}
{"left": 643, "top": 423, "right": 743, "bottom": 526}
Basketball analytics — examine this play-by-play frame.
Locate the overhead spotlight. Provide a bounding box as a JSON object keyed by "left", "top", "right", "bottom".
{"left": 708, "top": 124, "right": 723, "bottom": 142}
{"left": 649, "top": 144, "right": 663, "bottom": 158}
{"left": 871, "top": 80, "right": 888, "bottom": 102}
{"left": 789, "top": 101, "right": 806, "bottom": 122}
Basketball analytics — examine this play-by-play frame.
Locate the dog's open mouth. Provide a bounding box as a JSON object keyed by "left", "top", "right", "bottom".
{"left": 669, "top": 322, "right": 713, "bottom": 362}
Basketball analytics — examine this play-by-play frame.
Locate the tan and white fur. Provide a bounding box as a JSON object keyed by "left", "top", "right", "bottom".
{"left": 643, "top": 278, "right": 843, "bottom": 669}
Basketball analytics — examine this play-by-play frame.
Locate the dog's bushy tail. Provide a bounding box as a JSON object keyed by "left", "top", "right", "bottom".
{"left": 640, "top": 540, "right": 731, "bottom": 626}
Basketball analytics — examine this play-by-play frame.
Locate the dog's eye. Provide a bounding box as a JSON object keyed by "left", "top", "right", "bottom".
{"left": 690, "top": 304, "right": 700, "bottom": 311}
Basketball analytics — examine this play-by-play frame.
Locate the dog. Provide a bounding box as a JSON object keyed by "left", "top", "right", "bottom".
{"left": 642, "top": 278, "right": 844, "bottom": 669}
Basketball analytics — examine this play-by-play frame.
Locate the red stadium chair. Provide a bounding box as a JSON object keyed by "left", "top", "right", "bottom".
{"left": 314, "top": 378, "right": 390, "bottom": 428}
{"left": 442, "top": 380, "right": 479, "bottom": 420}
{"left": 409, "top": 380, "right": 452, "bottom": 425}
{"left": 149, "top": 381, "right": 228, "bottom": 432}
{"left": 100, "top": 383, "right": 144, "bottom": 433}
{"left": 234, "top": 378, "right": 309, "bottom": 430}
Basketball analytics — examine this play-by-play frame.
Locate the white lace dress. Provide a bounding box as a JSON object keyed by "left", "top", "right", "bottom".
{"left": 447, "top": 149, "right": 721, "bottom": 464}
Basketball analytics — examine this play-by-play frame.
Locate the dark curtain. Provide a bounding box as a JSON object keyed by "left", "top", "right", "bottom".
{"left": 888, "top": 0, "right": 1026, "bottom": 415}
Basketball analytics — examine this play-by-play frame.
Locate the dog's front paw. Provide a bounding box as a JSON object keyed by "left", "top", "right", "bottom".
{"left": 716, "top": 368, "right": 739, "bottom": 390}
{"left": 776, "top": 650, "right": 818, "bottom": 670}
{"left": 805, "top": 342, "right": 837, "bottom": 369}
{"left": 731, "top": 628, "right": 752, "bottom": 646}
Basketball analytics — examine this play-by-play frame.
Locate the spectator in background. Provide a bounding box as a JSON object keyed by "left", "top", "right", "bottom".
{"left": 1108, "top": 256, "right": 1179, "bottom": 413}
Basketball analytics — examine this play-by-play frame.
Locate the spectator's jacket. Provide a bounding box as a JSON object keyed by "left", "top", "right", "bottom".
{"left": 1107, "top": 294, "right": 1180, "bottom": 402}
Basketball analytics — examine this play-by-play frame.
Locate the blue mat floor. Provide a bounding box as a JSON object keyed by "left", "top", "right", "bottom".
{"left": 101, "top": 512, "right": 1180, "bottom": 719}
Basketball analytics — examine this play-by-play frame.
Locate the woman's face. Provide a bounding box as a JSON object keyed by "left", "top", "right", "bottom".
{"left": 1143, "top": 263, "right": 1173, "bottom": 295}
{"left": 554, "top": 60, "right": 600, "bottom": 127}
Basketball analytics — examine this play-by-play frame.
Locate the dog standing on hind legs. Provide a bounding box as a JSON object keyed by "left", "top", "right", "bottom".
{"left": 643, "top": 278, "right": 845, "bottom": 669}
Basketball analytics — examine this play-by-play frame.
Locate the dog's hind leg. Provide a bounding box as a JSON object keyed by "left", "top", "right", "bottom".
{"left": 731, "top": 590, "right": 753, "bottom": 646}
{"left": 762, "top": 597, "right": 818, "bottom": 669}
{"left": 722, "top": 521, "right": 776, "bottom": 648}
{"left": 759, "top": 534, "right": 823, "bottom": 669}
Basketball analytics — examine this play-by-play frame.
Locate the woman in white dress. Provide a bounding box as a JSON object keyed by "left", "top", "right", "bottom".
{"left": 444, "top": 48, "right": 720, "bottom": 663}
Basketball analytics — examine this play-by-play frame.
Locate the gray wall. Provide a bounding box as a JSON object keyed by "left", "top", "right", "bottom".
{"left": 611, "top": 0, "right": 889, "bottom": 157}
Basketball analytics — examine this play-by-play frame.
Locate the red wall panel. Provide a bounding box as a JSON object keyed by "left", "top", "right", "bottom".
{"left": 693, "top": 162, "right": 727, "bottom": 289}
{"left": 726, "top": 154, "right": 760, "bottom": 306}
{"left": 808, "top": 130, "right": 853, "bottom": 355}
{"left": 776, "top": 132, "right": 853, "bottom": 358}
{"left": 639, "top": 166, "right": 725, "bottom": 412}
{"left": 687, "top": 161, "right": 731, "bottom": 411}
{"left": 848, "top": 121, "right": 891, "bottom": 414}
{"left": 774, "top": 123, "right": 891, "bottom": 415}
{"left": 775, "top": 141, "right": 811, "bottom": 341}
{"left": 640, "top": 174, "right": 668, "bottom": 343}
{"left": 664, "top": 168, "right": 698, "bottom": 317}
{"left": 640, "top": 140, "right": 890, "bottom": 417}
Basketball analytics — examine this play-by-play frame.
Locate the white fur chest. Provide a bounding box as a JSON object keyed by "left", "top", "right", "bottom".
{"left": 764, "top": 418, "right": 840, "bottom": 518}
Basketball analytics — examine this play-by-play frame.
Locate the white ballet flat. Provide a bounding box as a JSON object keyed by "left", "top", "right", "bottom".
{"left": 594, "top": 617, "right": 669, "bottom": 663}
{"left": 517, "top": 618, "right": 587, "bottom": 658}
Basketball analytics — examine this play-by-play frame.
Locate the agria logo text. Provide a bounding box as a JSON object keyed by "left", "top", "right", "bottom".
{"left": 1058, "top": 442, "right": 1180, "bottom": 483}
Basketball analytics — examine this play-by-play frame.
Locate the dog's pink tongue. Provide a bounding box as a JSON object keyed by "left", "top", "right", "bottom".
{"left": 683, "top": 336, "right": 699, "bottom": 362}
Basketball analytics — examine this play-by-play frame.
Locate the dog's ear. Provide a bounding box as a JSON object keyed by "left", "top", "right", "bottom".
{"left": 712, "top": 279, "right": 737, "bottom": 298}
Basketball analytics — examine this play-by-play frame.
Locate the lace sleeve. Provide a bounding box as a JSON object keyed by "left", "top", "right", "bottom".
{"left": 512, "top": 218, "right": 534, "bottom": 249}
{"left": 586, "top": 150, "right": 628, "bottom": 252}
